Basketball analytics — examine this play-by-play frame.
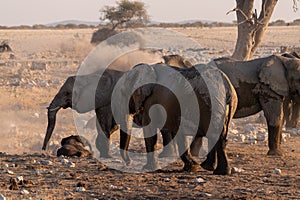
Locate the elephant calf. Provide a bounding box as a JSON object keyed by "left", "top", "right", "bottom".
{"left": 57, "top": 135, "right": 92, "bottom": 157}
{"left": 115, "top": 63, "right": 238, "bottom": 175}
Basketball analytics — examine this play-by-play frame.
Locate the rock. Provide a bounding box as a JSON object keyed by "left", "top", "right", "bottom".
{"left": 6, "top": 170, "right": 14, "bottom": 175}
{"left": 75, "top": 187, "right": 86, "bottom": 192}
{"left": 194, "top": 177, "right": 206, "bottom": 184}
{"left": 198, "top": 192, "right": 212, "bottom": 197}
{"left": 231, "top": 167, "right": 244, "bottom": 174}
{"left": 163, "top": 178, "right": 170, "bottom": 182}
{"left": 0, "top": 194, "right": 6, "bottom": 200}
{"left": 272, "top": 168, "right": 281, "bottom": 174}
{"left": 237, "top": 134, "right": 246, "bottom": 142}
{"left": 67, "top": 161, "right": 76, "bottom": 168}
{"left": 20, "top": 189, "right": 30, "bottom": 195}
{"left": 41, "top": 160, "right": 53, "bottom": 165}
{"left": 16, "top": 176, "right": 24, "bottom": 182}
{"left": 256, "top": 132, "right": 268, "bottom": 141}
{"left": 61, "top": 158, "right": 69, "bottom": 164}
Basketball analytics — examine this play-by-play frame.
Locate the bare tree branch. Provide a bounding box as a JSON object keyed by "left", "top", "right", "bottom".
{"left": 293, "top": 0, "right": 300, "bottom": 12}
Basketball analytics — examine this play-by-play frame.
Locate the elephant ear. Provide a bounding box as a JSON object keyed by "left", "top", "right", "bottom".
{"left": 281, "top": 55, "right": 300, "bottom": 97}
{"left": 124, "top": 64, "right": 156, "bottom": 111}
{"left": 259, "top": 56, "right": 289, "bottom": 97}
{"left": 112, "top": 63, "right": 157, "bottom": 116}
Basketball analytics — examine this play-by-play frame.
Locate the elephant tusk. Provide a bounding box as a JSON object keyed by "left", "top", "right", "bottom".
{"left": 47, "top": 106, "right": 61, "bottom": 112}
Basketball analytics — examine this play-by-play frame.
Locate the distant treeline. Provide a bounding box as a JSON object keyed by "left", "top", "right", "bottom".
{"left": 0, "top": 19, "right": 299, "bottom": 30}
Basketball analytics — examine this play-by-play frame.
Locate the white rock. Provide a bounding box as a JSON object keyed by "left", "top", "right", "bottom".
{"left": 61, "top": 158, "right": 69, "bottom": 164}
{"left": 6, "top": 170, "right": 14, "bottom": 175}
{"left": 16, "top": 176, "right": 24, "bottom": 182}
{"left": 194, "top": 177, "right": 205, "bottom": 184}
{"left": 231, "top": 167, "right": 244, "bottom": 174}
{"left": 164, "top": 178, "right": 170, "bottom": 182}
{"left": 272, "top": 168, "right": 281, "bottom": 174}
{"left": 34, "top": 113, "right": 39, "bottom": 118}
{"left": 20, "top": 189, "right": 30, "bottom": 195}
{"left": 109, "top": 184, "right": 118, "bottom": 189}
{"left": 237, "top": 134, "right": 246, "bottom": 142}
{"left": 35, "top": 169, "right": 43, "bottom": 175}
{"left": 230, "top": 129, "right": 239, "bottom": 134}
{"left": 0, "top": 194, "right": 5, "bottom": 200}
{"left": 67, "top": 162, "right": 75, "bottom": 168}
{"left": 75, "top": 187, "right": 86, "bottom": 192}
{"left": 256, "top": 132, "right": 268, "bottom": 141}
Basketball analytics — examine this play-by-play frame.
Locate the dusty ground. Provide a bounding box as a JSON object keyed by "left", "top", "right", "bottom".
{"left": 0, "top": 26, "right": 299, "bottom": 199}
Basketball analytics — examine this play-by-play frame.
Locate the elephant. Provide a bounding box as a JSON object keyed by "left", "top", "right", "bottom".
{"left": 163, "top": 54, "right": 300, "bottom": 157}
{"left": 114, "top": 62, "right": 238, "bottom": 175}
{"left": 42, "top": 51, "right": 190, "bottom": 158}
{"left": 42, "top": 69, "right": 124, "bottom": 158}
{"left": 57, "top": 135, "right": 92, "bottom": 157}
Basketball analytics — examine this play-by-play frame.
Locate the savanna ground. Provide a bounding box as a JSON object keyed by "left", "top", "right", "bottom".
{"left": 0, "top": 26, "right": 299, "bottom": 199}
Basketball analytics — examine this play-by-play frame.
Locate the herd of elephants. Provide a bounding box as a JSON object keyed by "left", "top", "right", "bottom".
{"left": 42, "top": 50, "right": 300, "bottom": 175}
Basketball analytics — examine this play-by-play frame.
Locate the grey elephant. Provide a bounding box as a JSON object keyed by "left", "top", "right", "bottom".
{"left": 164, "top": 54, "right": 300, "bottom": 157}
{"left": 114, "top": 63, "right": 238, "bottom": 175}
{"left": 42, "top": 69, "right": 123, "bottom": 158}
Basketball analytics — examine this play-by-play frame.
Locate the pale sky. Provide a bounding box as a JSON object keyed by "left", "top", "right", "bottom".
{"left": 0, "top": 0, "right": 299, "bottom": 26}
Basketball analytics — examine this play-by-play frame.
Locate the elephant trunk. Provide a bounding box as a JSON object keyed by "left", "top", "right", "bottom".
{"left": 42, "top": 104, "right": 61, "bottom": 150}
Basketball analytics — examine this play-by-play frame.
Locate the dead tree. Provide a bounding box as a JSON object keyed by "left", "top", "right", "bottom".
{"left": 228, "top": 0, "right": 278, "bottom": 61}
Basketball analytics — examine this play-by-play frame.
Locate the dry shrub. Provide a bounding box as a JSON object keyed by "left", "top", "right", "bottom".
{"left": 90, "top": 28, "right": 119, "bottom": 45}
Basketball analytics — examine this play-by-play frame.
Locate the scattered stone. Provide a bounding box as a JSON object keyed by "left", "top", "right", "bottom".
{"left": 41, "top": 160, "right": 53, "bottom": 165}
{"left": 237, "top": 134, "right": 246, "bottom": 143}
{"left": 231, "top": 167, "right": 244, "bottom": 174}
{"left": 75, "top": 187, "right": 86, "bottom": 192}
{"left": 194, "top": 177, "right": 206, "bottom": 184}
{"left": 67, "top": 161, "right": 76, "bottom": 168}
{"left": 61, "top": 158, "right": 69, "bottom": 164}
{"left": 16, "top": 176, "right": 24, "bottom": 182}
{"left": 272, "top": 168, "right": 281, "bottom": 174}
{"left": 109, "top": 184, "right": 118, "bottom": 189}
{"left": 163, "top": 178, "right": 170, "bottom": 182}
{"left": 198, "top": 192, "right": 212, "bottom": 197}
{"left": 20, "top": 189, "right": 30, "bottom": 195}
{"left": 6, "top": 170, "right": 14, "bottom": 175}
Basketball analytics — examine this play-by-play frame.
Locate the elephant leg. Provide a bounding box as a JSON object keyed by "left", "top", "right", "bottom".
{"left": 143, "top": 126, "right": 160, "bottom": 171}
{"left": 158, "top": 130, "right": 177, "bottom": 158}
{"left": 259, "top": 96, "right": 284, "bottom": 156}
{"left": 95, "top": 121, "right": 112, "bottom": 158}
{"left": 290, "top": 102, "right": 300, "bottom": 128}
{"left": 95, "top": 106, "right": 116, "bottom": 158}
{"left": 190, "top": 135, "right": 202, "bottom": 157}
{"left": 200, "top": 146, "right": 216, "bottom": 171}
{"left": 213, "top": 113, "right": 230, "bottom": 175}
{"left": 213, "top": 137, "right": 230, "bottom": 175}
{"left": 176, "top": 132, "right": 199, "bottom": 172}
{"left": 283, "top": 97, "right": 293, "bottom": 128}
{"left": 120, "top": 129, "right": 131, "bottom": 165}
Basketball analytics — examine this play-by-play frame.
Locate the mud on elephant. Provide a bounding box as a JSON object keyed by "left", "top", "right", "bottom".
{"left": 113, "top": 63, "right": 238, "bottom": 175}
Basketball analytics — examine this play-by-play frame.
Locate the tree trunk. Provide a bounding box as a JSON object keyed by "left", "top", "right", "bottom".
{"left": 232, "top": 0, "right": 278, "bottom": 61}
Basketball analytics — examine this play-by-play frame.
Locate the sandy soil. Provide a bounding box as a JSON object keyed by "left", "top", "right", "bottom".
{"left": 0, "top": 26, "right": 299, "bottom": 199}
